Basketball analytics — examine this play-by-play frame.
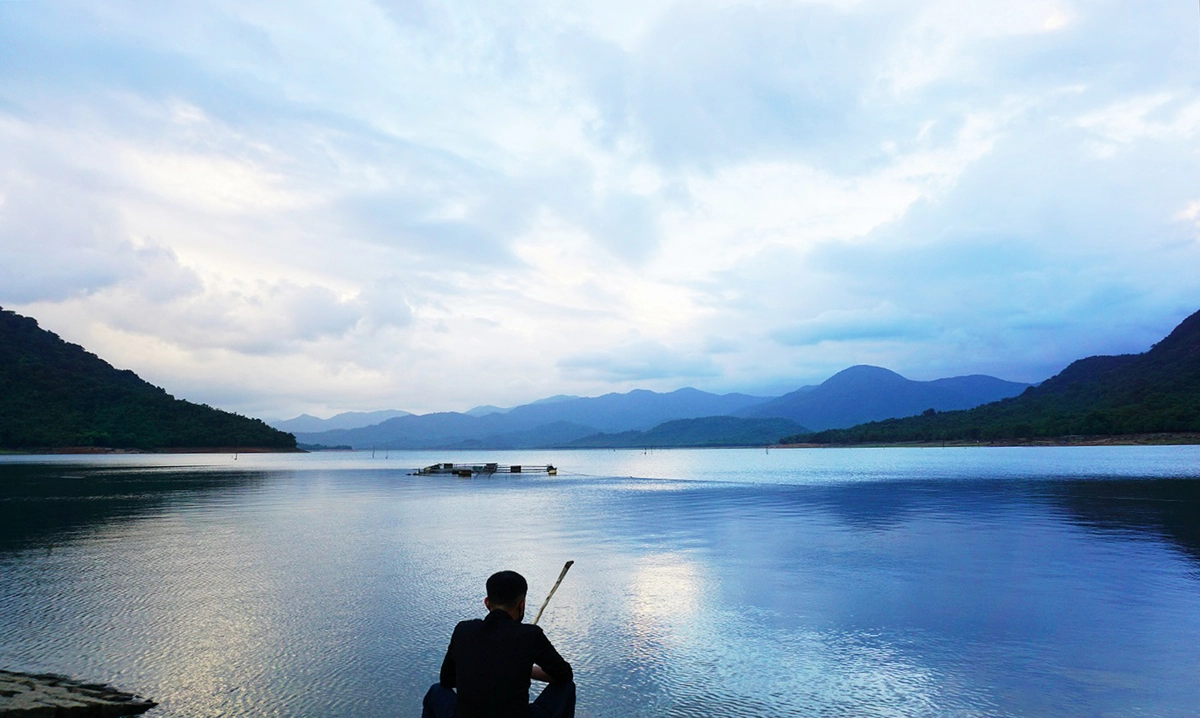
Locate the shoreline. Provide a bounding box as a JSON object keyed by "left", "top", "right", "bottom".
{"left": 4, "top": 436, "right": 1199, "bottom": 454}
{"left": 777, "top": 432, "right": 1200, "bottom": 449}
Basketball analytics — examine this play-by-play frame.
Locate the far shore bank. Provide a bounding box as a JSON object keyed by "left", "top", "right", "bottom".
{"left": 778, "top": 432, "right": 1200, "bottom": 449}
{"left": 0, "top": 446, "right": 306, "bottom": 455}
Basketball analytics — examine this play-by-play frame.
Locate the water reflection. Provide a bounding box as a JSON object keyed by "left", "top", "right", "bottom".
{"left": 1, "top": 453, "right": 1199, "bottom": 717}
{"left": 1039, "top": 478, "right": 1200, "bottom": 563}
{"left": 0, "top": 463, "right": 268, "bottom": 551}
{"left": 630, "top": 554, "right": 701, "bottom": 627}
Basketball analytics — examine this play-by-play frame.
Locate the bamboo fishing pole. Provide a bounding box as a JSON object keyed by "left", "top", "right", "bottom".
{"left": 531, "top": 560, "right": 574, "bottom": 626}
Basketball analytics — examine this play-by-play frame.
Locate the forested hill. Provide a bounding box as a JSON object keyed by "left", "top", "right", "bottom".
{"left": 789, "top": 308, "right": 1200, "bottom": 444}
{"left": 0, "top": 307, "right": 295, "bottom": 450}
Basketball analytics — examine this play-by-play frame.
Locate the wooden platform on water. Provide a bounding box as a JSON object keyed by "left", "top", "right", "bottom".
{"left": 413, "top": 462, "right": 557, "bottom": 477}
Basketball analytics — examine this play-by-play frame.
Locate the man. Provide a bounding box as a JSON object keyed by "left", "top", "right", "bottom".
{"left": 423, "top": 570, "right": 575, "bottom": 718}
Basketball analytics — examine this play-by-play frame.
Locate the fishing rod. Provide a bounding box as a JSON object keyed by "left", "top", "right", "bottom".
{"left": 531, "top": 560, "right": 574, "bottom": 626}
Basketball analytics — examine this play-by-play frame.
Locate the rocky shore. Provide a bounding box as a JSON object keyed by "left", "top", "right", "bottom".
{"left": 0, "top": 671, "right": 155, "bottom": 717}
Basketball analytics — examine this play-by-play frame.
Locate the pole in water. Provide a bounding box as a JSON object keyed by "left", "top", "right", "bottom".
{"left": 532, "top": 560, "right": 574, "bottom": 626}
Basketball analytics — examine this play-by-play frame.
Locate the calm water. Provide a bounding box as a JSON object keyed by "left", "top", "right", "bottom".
{"left": 2, "top": 447, "right": 1199, "bottom": 717}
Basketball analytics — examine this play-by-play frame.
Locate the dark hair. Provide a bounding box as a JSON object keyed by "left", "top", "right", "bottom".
{"left": 486, "top": 570, "right": 528, "bottom": 607}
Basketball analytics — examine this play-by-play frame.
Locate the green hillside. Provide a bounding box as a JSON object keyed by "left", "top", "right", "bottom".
{"left": 786, "top": 308, "right": 1200, "bottom": 445}
{"left": 0, "top": 307, "right": 295, "bottom": 450}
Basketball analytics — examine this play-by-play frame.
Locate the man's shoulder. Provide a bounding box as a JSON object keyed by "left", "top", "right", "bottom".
{"left": 451, "top": 616, "right": 547, "bottom": 639}
{"left": 451, "top": 618, "right": 486, "bottom": 635}
{"left": 499, "top": 621, "right": 546, "bottom": 640}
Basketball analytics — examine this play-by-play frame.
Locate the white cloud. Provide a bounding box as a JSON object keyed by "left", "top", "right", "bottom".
{"left": 558, "top": 340, "right": 721, "bottom": 382}
{"left": 1178, "top": 200, "right": 1200, "bottom": 228}
{"left": 1076, "top": 94, "right": 1200, "bottom": 154}
{"left": 877, "top": 0, "right": 1076, "bottom": 95}
{"left": 1, "top": 0, "right": 1198, "bottom": 417}
{"left": 773, "top": 304, "right": 938, "bottom": 347}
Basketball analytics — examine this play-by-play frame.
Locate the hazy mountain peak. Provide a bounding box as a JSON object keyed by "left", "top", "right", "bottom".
{"left": 465, "top": 405, "right": 510, "bottom": 417}
{"left": 269, "top": 410, "right": 411, "bottom": 433}
{"left": 526, "top": 394, "right": 580, "bottom": 406}
{"left": 823, "top": 365, "right": 908, "bottom": 386}
{"left": 743, "top": 364, "right": 1029, "bottom": 430}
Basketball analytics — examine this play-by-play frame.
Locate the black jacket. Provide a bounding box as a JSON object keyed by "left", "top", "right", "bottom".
{"left": 439, "top": 609, "right": 573, "bottom": 717}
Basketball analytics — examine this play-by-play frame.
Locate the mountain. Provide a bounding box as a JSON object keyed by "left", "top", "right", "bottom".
{"left": 439, "top": 421, "right": 598, "bottom": 450}
{"left": 464, "top": 405, "right": 509, "bottom": 417}
{"left": 0, "top": 307, "right": 295, "bottom": 450}
{"left": 295, "top": 387, "right": 773, "bottom": 449}
{"left": 295, "top": 412, "right": 600, "bottom": 450}
{"left": 268, "top": 409, "right": 411, "bottom": 433}
{"left": 462, "top": 395, "right": 581, "bottom": 417}
{"left": 526, "top": 394, "right": 582, "bottom": 405}
{"left": 742, "top": 365, "right": 1029, "bottom": 430}
{"left": 293, "top": 369, "right": 1031, "bottom": 450}
{"left": 564, "top": 416, "right": 808, "bottom": 448}
{"left": 795, "top": 308, "right": 1200, "bottom": 444}
{"left": 499, "top": 387, "right": 770, "bottom": 433}
{"left": 299, "top": 411, "right": 502, "bottom": 449}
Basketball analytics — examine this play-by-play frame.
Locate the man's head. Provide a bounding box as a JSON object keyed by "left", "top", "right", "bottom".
{"left": 484, "top": 570, "right": 528, "bottom": 621}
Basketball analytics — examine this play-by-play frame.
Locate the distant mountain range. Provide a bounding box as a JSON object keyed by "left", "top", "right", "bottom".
{"left": 563, "top": 416, "right": 807, "bottom": 448}
{"left": 268, "top": 409, "right": 412, "bottom": 433}
{"left": 0, "top": 307, "right": 294, "bottom": 450}
{"left": 293, "top": 368, "right": 1030, "bottom": 450}
{"left": 294, "top": 388, "right": 771, "bottom": 449}
{"left": 795, "top": 308, "right": 1200, "bottom": 444}
{"left": 740, "top": 366, "right": 1030, "bottom": 431}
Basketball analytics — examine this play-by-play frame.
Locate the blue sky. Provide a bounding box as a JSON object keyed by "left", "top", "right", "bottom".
{"left": 1, "top": 0, "right": 1198, "bottom": 418}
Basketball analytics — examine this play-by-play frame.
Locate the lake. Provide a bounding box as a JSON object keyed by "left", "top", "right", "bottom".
{"left": 2, "top": 447, "right": 1199, "bottom": 717}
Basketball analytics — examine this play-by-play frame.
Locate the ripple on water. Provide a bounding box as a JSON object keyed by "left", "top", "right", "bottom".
{"left": 2, "top": 451, "right": 1200, "bottom": 717}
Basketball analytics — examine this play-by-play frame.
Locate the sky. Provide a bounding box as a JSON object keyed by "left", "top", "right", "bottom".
{"left": 2, "top": 0, "right": 1199, "bottom": 419}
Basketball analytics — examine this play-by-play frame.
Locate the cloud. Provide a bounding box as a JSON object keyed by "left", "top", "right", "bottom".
{"left": 2, "top": 0, "right": 1198, "bottom": 416}
{"left": 0, "top": 198, "right": 135, "bottom": 303}
{"left": 0, "top": 167, "right": 204, "bottom": 305}
{"left": 357, "top": 277, "right": 415, "bottom": 329}
{"left": 126, "top": 243, "right": 205, "bottom": 303}
{"left": 123, "top": 274, "right": 414, "bottom": 356}
{"left": 773, "top": 305, "right": 938, "bottom": 347}
{"left": 558, "top": 341, "right": 721, "bottom": 382}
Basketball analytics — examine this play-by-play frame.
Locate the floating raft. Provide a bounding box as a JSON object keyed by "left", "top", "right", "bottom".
{"left": 413, "top": 462, "right": 557, "bottom": 477}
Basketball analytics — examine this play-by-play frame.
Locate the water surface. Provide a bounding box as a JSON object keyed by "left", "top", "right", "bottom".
{"left": 2, "top": 447, "right": 1199, "bottom": 716}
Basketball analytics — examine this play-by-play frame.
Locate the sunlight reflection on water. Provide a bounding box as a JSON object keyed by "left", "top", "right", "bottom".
{"left": 2, "top": 447, "right": 1199, "bottom": 716}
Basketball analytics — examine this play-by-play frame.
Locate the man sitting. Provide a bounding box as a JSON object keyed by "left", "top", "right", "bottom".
{"left": 422, "top": 570, "right": 575, "bottom": 718}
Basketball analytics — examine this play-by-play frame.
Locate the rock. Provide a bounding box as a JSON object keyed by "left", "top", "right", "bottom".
{"left": 0, "top": 670, "right": 155, "bottom": 717}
